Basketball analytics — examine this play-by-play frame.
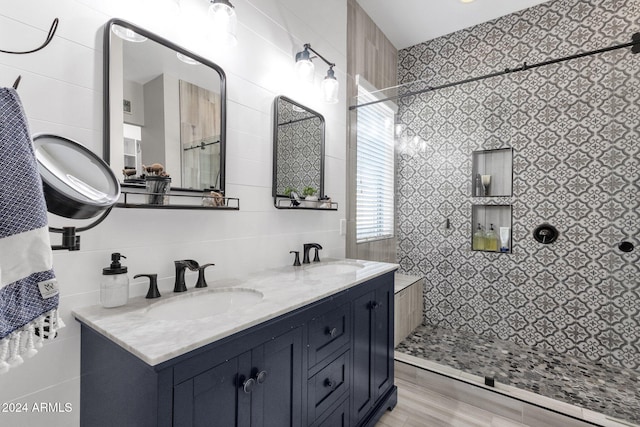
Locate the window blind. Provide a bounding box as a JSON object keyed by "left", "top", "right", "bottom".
{"left": 356, "top": 82, "right": 395, "bottom": 243}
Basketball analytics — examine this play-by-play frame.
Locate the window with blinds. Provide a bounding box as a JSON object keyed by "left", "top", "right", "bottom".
{"left": 356, "top": 81, "right": 395, "bottom": 243}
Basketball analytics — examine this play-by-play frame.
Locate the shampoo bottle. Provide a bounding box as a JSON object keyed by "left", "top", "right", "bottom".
{"left": 101, "top": 253, "right": 129, "bottom": 308}
{"left": 485, "top": 224, "right": 499, "bottom": 252}
{"left": 472, "top": 223, "right": 485, "bottom": 251}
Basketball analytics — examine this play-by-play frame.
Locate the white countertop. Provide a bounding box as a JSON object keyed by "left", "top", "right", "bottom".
{"left": 73, "top": 259, "right": 398, "bottom": 366}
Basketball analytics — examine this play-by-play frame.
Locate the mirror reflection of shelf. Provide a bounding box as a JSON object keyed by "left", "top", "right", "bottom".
{"left": 118, "top": 189, "right": 239, "bottom": 210}
{"left": 472, "top": 148, "right": 513, "bottom": 197}
{"left": 274, "top": 197, "right": 338, "bottom": 210}
{"left": 471, "top": 205, "right": 512, "bottom": 253}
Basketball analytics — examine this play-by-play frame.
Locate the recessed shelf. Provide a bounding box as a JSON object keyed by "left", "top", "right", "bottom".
{"left": 471, "top": 205, "right": 512, "bottom": 253}
{"left": 472, "top": 148, "right": 513, "bottom": 197}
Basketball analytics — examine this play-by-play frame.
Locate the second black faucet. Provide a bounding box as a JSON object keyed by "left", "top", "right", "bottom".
{"left": 302, "top": 243, "right": 323, "bottom": 264}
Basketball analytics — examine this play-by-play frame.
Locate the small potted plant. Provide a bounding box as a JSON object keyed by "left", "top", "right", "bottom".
{"left": 302, "top": 186, "right": 318, "bottom": 208}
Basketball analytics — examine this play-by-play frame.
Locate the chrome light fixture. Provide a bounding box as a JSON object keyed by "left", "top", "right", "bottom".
{"left": 294, "top": 43, "right": 339, "bottom": 103}
{"left": 208, "top": 0, "right": 237, "bottom": 47}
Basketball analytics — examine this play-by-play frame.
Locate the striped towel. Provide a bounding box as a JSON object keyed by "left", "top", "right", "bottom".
{"left": 0, "top": 88, "right": 64, "bottom": 374}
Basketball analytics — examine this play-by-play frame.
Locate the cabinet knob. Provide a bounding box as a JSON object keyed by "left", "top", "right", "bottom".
{"left": 242, "top": 377, "right": 256, "bottom": 394}
{"left": 370, "top": 301, "right": 382, "bottom": 310}
{"left": 256, "top": 370, "right": 268, "bottom": 384}
{"left": 326, "top": 327, "right": 338, "bottom": 338}
{"left": 324, "top": 378, "right": 337, "bottom": 390}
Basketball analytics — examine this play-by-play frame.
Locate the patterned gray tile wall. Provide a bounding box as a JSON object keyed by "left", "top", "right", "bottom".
{"left": 395, "top": 0, "right": 640, "bottom": 369}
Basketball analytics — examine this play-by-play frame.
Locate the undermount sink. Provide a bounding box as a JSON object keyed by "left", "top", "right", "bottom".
{"left": 145, "top": 288, "right": 263, "bottom": 321}
{"left": 304, "top": 262, "right": 365, "bottom": 275}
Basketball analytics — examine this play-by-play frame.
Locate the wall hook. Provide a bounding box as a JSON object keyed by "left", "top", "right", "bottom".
{"left": 12, "top": 75, "right": 21, "bottom": 89}
{"left": 0, "top": 18, "right": 59, "bottom": 55}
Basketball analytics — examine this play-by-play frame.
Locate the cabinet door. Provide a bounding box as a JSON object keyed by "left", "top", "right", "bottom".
{"left": 174, "top": 356, "right": 250, "bottom": 427}
{"left": 352, "top": 279, "right": 395, "bottom": 424}
{"left": 250, "top": 328, "right": 303, "bottom": 427}
{"left": 352, "top": 291, "right": 375, "bottom": 421}
{"left": 372, "top": 285, "right": 393, "bottom": 401}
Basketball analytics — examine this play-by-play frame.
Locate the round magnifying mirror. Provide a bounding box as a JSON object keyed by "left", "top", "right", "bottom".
{"left": 33, "top": 134, "right": 120, "bottom": 219}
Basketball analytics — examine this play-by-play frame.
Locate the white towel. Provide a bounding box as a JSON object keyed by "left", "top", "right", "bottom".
{"left": 0, "top": 87, "right": 64, "bottom": 374}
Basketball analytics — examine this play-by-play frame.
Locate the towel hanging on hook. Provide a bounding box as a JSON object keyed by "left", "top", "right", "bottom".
{"left": 0, "top": 18, "right": 59, "bottom": 55}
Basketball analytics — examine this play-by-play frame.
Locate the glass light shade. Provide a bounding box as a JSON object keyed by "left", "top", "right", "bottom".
{"left": 321, "top": 70, "right": 339, "bottom": 104}
{"left": 296, "top": 58, "right": 315, "bottom": 83}
{"left": 111, "top": 24, "right": 147, "bottom": 43}
{"left": 209, "top": 0, "right": 237, "bottom": 47}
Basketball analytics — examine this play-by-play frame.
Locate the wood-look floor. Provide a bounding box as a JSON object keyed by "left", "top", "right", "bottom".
{"left": 377, "top": 378, "right": 527, "bottom": 427}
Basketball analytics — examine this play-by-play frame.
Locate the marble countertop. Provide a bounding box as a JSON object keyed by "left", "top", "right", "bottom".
{"left": 73, "top": 259, "right": 398, "bottom": 366}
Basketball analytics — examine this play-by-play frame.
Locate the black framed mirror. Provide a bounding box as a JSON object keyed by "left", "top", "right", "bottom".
{"left": 104, "top": 19, "right": 227, "bottom": 198}
{"left": 273, "top": 96, "right": 333, "bottom": 209}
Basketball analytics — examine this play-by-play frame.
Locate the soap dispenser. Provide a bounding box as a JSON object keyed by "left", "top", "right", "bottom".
{"left": 101, "top": 253, "right": 129, "bottom": 308}
{"left": 485, "top": 224, "right": 499, "bottom": 252}
{"left": 473, "top": 223, "right": 485, "bottom": 251}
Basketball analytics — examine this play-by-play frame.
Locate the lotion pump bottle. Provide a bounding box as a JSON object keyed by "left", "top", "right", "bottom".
{"left": 101, "top": 253, "right": 129, "bottom": 308}
{"left": 485, "top": 224, "right": 499, "bottom": 252}
{"left": 473, "top": 223, "right": 485, "bottom": 251}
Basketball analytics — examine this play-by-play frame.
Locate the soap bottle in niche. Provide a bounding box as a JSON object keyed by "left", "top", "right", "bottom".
{"left": 485, "top": 224, "right": 499, "bottom": 252}
{"left": 101, "top": 253, "right": 129, "bottom": 308}
{"left": 472, "top": 223, "right": 485, "bottom": 251}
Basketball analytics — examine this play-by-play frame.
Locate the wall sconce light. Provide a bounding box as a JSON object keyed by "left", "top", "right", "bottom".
{"left": 294, "top": 43, "right": 339, "bottom": 103}
{"left": 208, "top": 0, "right": 237, "bottom": 47}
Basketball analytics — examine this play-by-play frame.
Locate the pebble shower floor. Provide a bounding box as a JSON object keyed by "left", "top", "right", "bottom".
{"left": 396, "top": 324, "right": 640, "bottom": 425}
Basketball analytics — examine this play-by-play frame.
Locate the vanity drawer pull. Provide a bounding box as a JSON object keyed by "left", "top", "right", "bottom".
{"left": 256, "top": 370, "right": 268, "bottom": 384}
{"left": 324, "top": 378, "right": 338, "bottom": 390}
{"left": 241, "top": 377, "right": 256, "bottom": 394}
{"left": 326, "top": 327, "right": 338, "bottom": 338}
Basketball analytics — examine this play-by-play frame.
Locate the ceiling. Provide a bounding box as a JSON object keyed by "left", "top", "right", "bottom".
{"left": 357, "top": 0, "right": 551, "bottom": 50}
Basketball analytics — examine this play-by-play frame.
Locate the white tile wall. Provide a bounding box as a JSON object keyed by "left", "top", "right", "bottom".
{"left": 0, "top": 0, "right": 347, "bottom": 425}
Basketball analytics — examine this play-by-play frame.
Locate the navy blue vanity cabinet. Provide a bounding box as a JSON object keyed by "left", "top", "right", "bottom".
{"left": 173, "top": 328, "right": 303, "bottom": 427}
{"left": 352, "top": 275, "right": 395, "bottom": 426}
{"left": 79, "top": 270, "right": 397, "bottom": 427}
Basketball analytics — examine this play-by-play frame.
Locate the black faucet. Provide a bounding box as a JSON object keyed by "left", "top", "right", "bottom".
{"left": 303, "top": 243, "right": 323, "bottom": 264}
{"left": 174, "top": 260, "right": 199, "bottom": 292}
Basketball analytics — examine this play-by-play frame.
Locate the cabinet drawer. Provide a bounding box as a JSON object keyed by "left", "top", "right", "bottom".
{"left": 311, "top": 396, "right": 349, "bottom": 427}
{"left": 307, "top": 350, "right": 350, "bottom": 423}
{"left": 307, "top": 303, "right": 351, "bottom": 368}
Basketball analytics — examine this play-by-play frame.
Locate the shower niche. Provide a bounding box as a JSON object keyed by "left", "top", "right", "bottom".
{"left": 471, "top": 148, "right": 513, "bottom": 197}
{"left": 471, "top": 205, "right": 512, "bottom": 253}
{"left": 470, "top": 147, "right": 513, "bottom": 253}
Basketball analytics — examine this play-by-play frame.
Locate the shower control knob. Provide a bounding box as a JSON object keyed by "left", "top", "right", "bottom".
{"left": 618, "top": 241, "right": 635, "bottom": 253}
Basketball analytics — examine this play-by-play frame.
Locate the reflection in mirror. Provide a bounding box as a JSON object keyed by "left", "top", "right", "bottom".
{"left": 272, "top": 96, "right": 325, "bottom": 207}
{"left": 104, "top": 19, "right": 226, "bottom": 195}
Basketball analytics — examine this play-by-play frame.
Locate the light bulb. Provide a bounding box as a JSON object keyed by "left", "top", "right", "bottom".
{"left": 295, "top": 49, "right": 315, "bottom": 83}
{"left": 321, "top": 68, "right": 339, "bottom": 104}
{"left": 209, "top": 0, "right": 237, "bottom": 47}
{"left": 111, "top": 24, "right": 147, "bottom": 43}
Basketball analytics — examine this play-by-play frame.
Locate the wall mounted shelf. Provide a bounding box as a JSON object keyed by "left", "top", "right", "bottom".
{"left": 274, "top": 197, "right": 338, "bottom": 210}
{"left": 117, "top": 190, "right": 239, "bottom": 210}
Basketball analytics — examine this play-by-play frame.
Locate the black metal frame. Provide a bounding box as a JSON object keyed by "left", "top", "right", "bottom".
{"left": 272, "top": 95, "right": 326, "bottom": 207}
{"left": 103, "top": 18, "right": 228, "bottom": 195}
{"left": 350, "top": 32, "right": 640, "bottom": 110}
